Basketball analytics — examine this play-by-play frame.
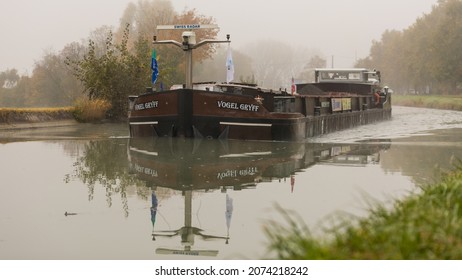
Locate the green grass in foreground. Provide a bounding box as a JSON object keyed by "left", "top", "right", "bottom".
{"left": 393, "top": 95, "right": 462, "bottom": 111}
{"left": 265, "top": 163, "right": 462, "bottom": 259}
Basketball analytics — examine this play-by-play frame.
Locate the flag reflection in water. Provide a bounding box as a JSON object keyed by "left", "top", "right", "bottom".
{"left": 151, "top": 191, "right": 158, "bottom": 240}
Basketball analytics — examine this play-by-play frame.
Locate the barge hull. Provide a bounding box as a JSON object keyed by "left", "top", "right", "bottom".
{"left": 129, "top": 88, "right": 391, "bottom": 141}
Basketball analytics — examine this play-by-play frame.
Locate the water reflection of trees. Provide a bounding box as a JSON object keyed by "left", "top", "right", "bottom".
{"left": 66, "top": 138, "right": 148, "bottom": 217}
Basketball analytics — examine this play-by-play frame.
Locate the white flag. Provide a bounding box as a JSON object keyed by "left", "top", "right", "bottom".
{"left": 291, "top": 77, "right": 296, "bottom": 95}
{"left": 226, "top": 44, "right": 234, "bottom": 83}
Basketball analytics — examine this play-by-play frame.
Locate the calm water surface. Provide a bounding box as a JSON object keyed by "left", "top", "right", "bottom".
{"left": 1, "top": 106, "right": 462, "bottom": 259}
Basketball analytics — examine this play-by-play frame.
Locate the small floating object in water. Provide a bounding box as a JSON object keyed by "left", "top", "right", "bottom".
{"left": 64, "top": 211, "right": 77, "bottom": 216}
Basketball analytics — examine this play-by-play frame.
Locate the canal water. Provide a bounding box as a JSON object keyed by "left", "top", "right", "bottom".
{"left": 1, "top": 106, "right": 462, "bottom": 260}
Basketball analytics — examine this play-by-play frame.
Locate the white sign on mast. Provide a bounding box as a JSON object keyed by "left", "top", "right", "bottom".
{"left": 156, "top": 24, "right": 219, "bottom": 30}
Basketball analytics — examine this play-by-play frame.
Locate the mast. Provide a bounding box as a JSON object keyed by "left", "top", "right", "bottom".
{"left": 153, "top": 24, "right": 230, "bottom": 89}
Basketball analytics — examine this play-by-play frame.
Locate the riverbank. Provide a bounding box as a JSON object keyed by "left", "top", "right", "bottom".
{"left": 265, "top": 164, "right": 462, "bottom": 259}
{"left": 0, "top": 107, "right": 77, "bottom": 130}
{"left": 393, "top": 95, "right": 462, "bottom": 111}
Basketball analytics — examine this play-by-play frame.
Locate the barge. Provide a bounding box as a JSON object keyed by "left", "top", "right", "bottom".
{"left": 128, "top": 25, "right": 391, "bottom": 141}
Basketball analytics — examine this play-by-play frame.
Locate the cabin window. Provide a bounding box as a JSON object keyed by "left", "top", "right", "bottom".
{"left": 233, "top": 87, "right": 243, "bottom": 94}
{"left": 274, "top": 98, "right": 295, "bottom": 113}
{"left": 348, "top": 73, "right": 361, "bottom": 80}
{"left": 319, "top": 71, "right": 363, "bottom": 82}
{"left": 212, "top": 86, "right": 225, "bottom": 92}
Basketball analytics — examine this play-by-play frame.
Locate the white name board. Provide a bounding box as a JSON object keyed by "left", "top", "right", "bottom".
{"left": 157, "top": 24, "right": 219, "bottom": 30}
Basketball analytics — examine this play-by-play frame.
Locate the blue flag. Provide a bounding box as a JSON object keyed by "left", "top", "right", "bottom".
{"left": 151, "top": 49, "right": 159, "bottom": 85}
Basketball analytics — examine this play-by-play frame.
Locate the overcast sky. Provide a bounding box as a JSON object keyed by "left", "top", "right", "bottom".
{"left": 1, "top": 0, "right": 438, "bottom": 74}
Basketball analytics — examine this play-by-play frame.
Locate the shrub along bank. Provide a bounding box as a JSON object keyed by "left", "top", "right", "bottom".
{"left": 265, "top": 163, "right": 462, "bottom": 259}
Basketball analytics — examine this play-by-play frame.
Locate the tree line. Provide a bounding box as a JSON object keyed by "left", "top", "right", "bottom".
{"left": 1, "top": 0, "right": 460, "bottom": 119}
{"left": 356, "top": 0, "right": 462, "bottom": 94}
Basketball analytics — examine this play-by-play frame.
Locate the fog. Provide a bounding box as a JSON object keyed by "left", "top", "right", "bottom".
{"left": 1, "top": 0, "right": 437, "bottom": 73}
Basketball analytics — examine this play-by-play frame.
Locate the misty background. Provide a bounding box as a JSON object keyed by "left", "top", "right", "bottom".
{"left": 1, "top": 0, "right": 436, "bottom": 73}
{"left": 4, "top": 0, "right": 461, "bottom": 110}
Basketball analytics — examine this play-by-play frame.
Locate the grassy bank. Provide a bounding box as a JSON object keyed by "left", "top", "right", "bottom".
{"left": 265, "top": 163, "right": 462, "bottom": 259}
{"left": 1, "top": 98, "right": 112, "bottom": 124}
{"left": 393, "top": 95, "right": 462, "bottom": 111}
{"left": 0, "top": 107, "right": 74, "bottom": 123}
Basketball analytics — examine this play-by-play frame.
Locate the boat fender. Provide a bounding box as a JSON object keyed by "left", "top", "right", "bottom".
{"left": 374, "top": 91, "right": 380, "bottom": 105}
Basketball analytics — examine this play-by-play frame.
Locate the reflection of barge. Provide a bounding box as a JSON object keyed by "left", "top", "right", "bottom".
{"left": 128, "top": 138, "right": 391, "bottom": 191}
{"left": 128, "top": 25, "right": 391, "bottom": 141}
{"left": 128, "top": 138, "right": 390, "bottom": 257}
{"left": 128, "top": 138, "right": 306, "bottom": 191}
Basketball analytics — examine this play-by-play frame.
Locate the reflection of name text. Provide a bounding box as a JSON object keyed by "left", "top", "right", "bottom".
{"left": 217, "top": 101, "right": 259, "bottom": 112}
{"left": 134, "top": 100, "right": 159, "bottom": 111}
{"left": 133, "top": 163, "right": 158, "bottom": 177}
{"left": 217, "top": 167, "right": 258, "bottom": 180}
